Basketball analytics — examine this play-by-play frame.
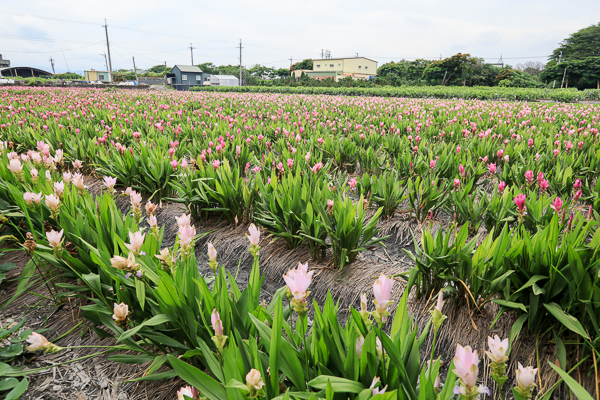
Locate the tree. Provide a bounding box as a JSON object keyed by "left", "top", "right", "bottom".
{"left": 197, "top": 62, "right": 218, "bottom": 75}
{"left": 290, "top": 59, "right": 313, "bottom": 71}
{"left": 422, "top": 53, "right": 479, "bottom": 86}
{"left": 249, "top": 64, "right": 276, "bottom": 79}
{"left": 148, "top": 65, "right": 171, "bottom": 74}
{"left": 515, "top": 61, "right": 545, "bottom": 77}
{"left": 541, "top": 23, "right": 600, "bottom": 89}
{"left": 274, "top": 68, "right": 291, "bottom": 79}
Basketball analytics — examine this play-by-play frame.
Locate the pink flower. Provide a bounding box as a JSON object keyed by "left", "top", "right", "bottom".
{"left": 459, "top": 164, "right": 465, "bottom": 176}
{"left": 283, "top": 262, "right": 313, "bottom": 301}
{"left": 178, "top": 225, "right": 196, "bottom": 247}
{"left": 528, "top": 138, "right": 534, "bottom": 148}
{"left": 430, "top": 160, "right": 436, "bottom": 170}
{"left": 524, "top": 170, "right": 534, "bottom": 184}
{"left": 7, "top": 158, "right": 22, "bottom": 174}
{"left": 176, "top": 213, "right": 192, "bottom": 229}
{"left": 573, "top": 178, "right": 582, "bottom": 189}
{"left": 514, "top": 193, "right": 527, "bottom": 213}
{"left": 53, "top": 181, "right": 65, "bottom": 196}
{"left": 488, "top": 163, "right": 497, "bottom": 174}
{"left": 497, "top": 149, "right": 504, "bottom": 159}
{"left": 212, "top": 159, "right": 220, "bottom": 169}
{"left": 373, "top": 274, "right": 393, "bottom": 322}
{"left": 327, "top": 199, "right": 334, "bottom": 211}
{"left": 125, "top": 231, "right": 145, "bottom": 255}
{"left": 170, "top": 159, "right": 178, "bottom": 171}
{"left": 456, "top": 146, "right": 461, "bottom": 154}
{"left": 539, "top": 180, "right": 549, "bottom": 193}
{"left": 247, "top": 223, "right": 260, "bottom": 246}
{"left": 349, "top": 178, "right": 357, "bottom": 189}
{"left": 177, "top": 386, "right": 198, "bottom": 400}
{"left": 103, "top": 176, "right": 117, "bottom": 190}
{"left": 26, "top": 332, "right": 51, "bottom": 351}
{"left": 453, "top": 344, "right": 480, "bottom": 388}
{"left": 550, "top": 197, "right": 563, "bottom": 213}
{"left": 46, "top": 229, "right": 64, "bottom": 249}
{"left": 453, "top": 179, "right": 460, "bottom": 190}
{"left": 485, "top": 335, "right": 509, "bottom": 363}
{"left": 498, "top": 181, "right": 506, "bottom": 194}
{"left": 311, "top": 162, "right": 323, "bottom": 173}
{"left": 287, "top": 158, "right": 294, "bottom": 169}
{"left": 72, "top": 160, "right": 83, "bottom": 170}
{"left": 211, "top": 309, "right": 224, "bottom": 336}
{"left": 516, "top": 363, "right": 537, "bottom": 392}
{"left": 536, "top": 172, "right": 544, "bottom": 185}
{"left": 574, "top": 189, "right": 582, "bottom": 202}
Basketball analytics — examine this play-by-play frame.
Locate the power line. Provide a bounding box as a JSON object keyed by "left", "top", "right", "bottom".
{"left": 0, "top": 42, "right": 104, "bottom": 54}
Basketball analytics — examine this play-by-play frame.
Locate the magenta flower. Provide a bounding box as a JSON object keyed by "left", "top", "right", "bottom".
{"left": 459, "top": 164, "right": 465, "bottom": 176}
{"left": 514, "top": 193, "right": 527, "bottom": 213}
{"left": 524, "top": 170, "right": 534, "bottom": 185}
{"left": 170, "top": 159, "right": 178, "bottom": 171}
{"left": 453, "top": 178, "right": 460, "bottom": 190}
{"left": 212, "top": 159, "right": 220, "bottom": 169}
{"left": 550, "top": 197, "right": 563, "bottom": 213}
{"left": 498, "top": 181, "right": 506, "bottom": 194}
{"left": 488, "top": 163, "right": 497, "bottom": 174}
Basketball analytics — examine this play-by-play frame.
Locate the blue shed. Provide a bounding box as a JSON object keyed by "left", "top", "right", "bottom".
{"left": 169, "top": 65, "right": 210, "bottom": 91}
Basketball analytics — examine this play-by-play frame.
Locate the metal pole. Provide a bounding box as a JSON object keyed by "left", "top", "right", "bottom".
{"left": 49, "top": 57, "right": 55, "bottom": 76}
{"left": 103, "top": 19, "right": 113, "bottom": 82}
{"left": 189, "top": 43, "right": 195, "bottom": 65}
{"left": 239, "top": 39, "right": 243, "bottom": 86}
{"left": 561, "top": 68, "right": 567, "bottom": 88}
{"left": 132, "top": 56, "right": 138, "bottom": 84}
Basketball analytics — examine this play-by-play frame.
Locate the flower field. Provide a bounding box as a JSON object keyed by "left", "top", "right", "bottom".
{"left": 0, "top": 86, "right": 599, "bottom": 399}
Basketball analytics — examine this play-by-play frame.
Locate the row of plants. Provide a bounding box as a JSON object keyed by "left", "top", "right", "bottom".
{"left": 191, "top": 85, "right": 600, "bottom": 102}
{"left": 0, "top": 163, "right": 589, "bottom": 399}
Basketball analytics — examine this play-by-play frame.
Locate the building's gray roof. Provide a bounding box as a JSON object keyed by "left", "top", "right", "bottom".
{"left": 174, "top": 65, "right": 203, "bottom": 73}
{"left": 212, "top": 75, "right": 238, "bottom": 80}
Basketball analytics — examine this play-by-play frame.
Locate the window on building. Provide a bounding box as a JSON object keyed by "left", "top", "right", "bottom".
{"left": 358, "top": 66, "right": 362, "bottom": 69}
{"left": 98, "top": 74, "right": 105, "bottom": 80}
{"left": 182, "top": 74, "right": 188, "bottom": 81}
{"left": 338, "top": 63, "right": 341, "bottom": 66}
{"left": 365, "top": 66, "right": 368, "bottom": 70}
{"left": 197, "top": 75, "right": 202, "bottom": 80}
{"left": 330, "top": 64, "right": 334, "bottom": 68}
{"left": 316, "top": 65, "right": 321, "bottom": 68}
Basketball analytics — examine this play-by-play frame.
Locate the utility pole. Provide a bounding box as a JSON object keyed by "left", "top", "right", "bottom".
{"left": 132, "top": 56, "right": 138, "bottom": 84}
{"left": 100, "top": 53, "right": 108, "bottom": 70}
{"left": 164, "top": 61, "right": 167, "bottom": 86}
{"left": 188, "top": 43, "right": 196, "bottom": 65}
{"left": 321, "top": 49, "right": 325, "bottom": 59}
{"left": 103, "top": 19, "right": 113, "bottom": 82}
{"left": 238, "top": 39, "right": 243, "bottom": 86}
{"left": 49, "top": 57, "right": 55, "bottom": 76}
{"left": 356, "top": 53, "right": 358, "bottom": 57}
{"left": 289, "top": 57, "right": 293, "bottom": 67}
{"left": 561, "top": 67, "right": 568, "bottom": 88}
{"left": 440, "top": 54, "right": 442, "bottom": 60}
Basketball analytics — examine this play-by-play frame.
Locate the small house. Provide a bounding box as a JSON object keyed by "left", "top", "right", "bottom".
{"left": 169, "top": 65, "right": 210, "bottom": 90}
{"left": 84, "top": 70, "right": 111, "bottom": 83}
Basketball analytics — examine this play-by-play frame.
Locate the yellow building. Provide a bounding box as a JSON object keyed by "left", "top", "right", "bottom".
{"left": 309, "top": 57, "right": 377, "bottom": 81}
{"left": 84, "top": 70, "right": 111, "bottom": 83}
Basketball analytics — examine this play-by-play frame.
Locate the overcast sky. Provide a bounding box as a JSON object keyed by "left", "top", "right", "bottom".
{"left": 1, "top": 0, "right": 598, "bottom": 75}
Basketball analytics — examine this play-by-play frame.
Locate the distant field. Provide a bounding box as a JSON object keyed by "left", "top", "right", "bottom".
{"left": 192, "top": 84, "right": 600, "bottom": 102}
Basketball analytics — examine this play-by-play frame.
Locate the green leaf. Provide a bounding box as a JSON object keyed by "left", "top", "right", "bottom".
{"left": 308, "top": 375, "right": 365, "bottom": 393}
{"left": 492, "top": 299, "right": 527, "bottom": 313}
{"left": 543, "top": 303, "right": 589, "bottom": 340}
{"left": 117, "top": 314, "right": 172, "bottom": 343}
{"left": 168, "top": 355, "right": 226, "bottom": 400}
{"left": 0, "top": 378, "right": 19, "bottom": 391}
{"left": 5, "top": 377, "right": 28, "bottom": 400}
{"left": 548, "top": 362, "right": 594, "bottom": 400}
{"left": 508, "top": 314, "right": 528, "bottom": 356}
